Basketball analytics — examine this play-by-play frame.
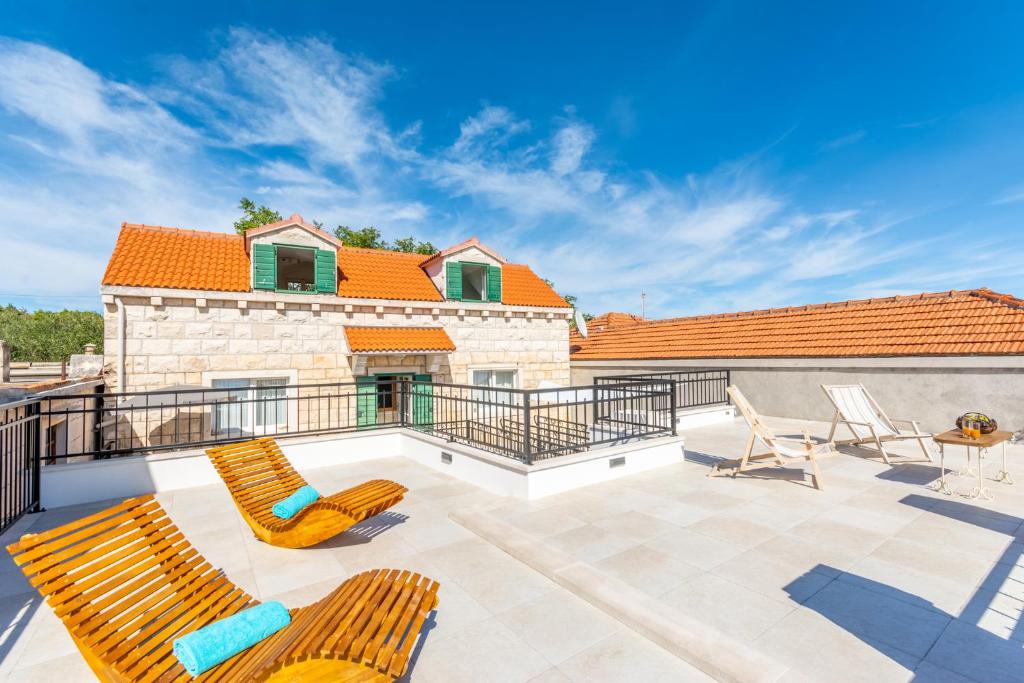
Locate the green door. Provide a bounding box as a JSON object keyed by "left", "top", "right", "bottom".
{"left": 356, "top": 376, "right": 377, "bottom": 428}
{"left": 411, "top": 373, "right": 433, "bottom": 431}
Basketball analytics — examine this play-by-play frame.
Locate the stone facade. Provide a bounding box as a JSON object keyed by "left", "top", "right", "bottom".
{"left": 104, "top": 294, "right": 570, "bottom": 393}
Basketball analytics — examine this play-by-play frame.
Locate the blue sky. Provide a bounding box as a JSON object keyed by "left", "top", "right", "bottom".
{"left": 1, "top": 1, "right": 1023, "bottom": 317}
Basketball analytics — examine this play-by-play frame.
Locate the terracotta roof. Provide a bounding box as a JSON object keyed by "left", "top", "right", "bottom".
{"left": 344, "top": 326, "right": 456, "bottom": 353}
{"left": 103, "top": 223, "right": 567, "bottom": 306}
{"left": 570, "top": 311, "right": 647, "bottom": 345}
{"left": 570, "top": 289, "right": 1024, "bottom": 360}
{"left": 502, "top": 264, "right": 570, "bottom": 307}
{"left": 336, "top": 246, "right": 444, "bottom": 301}
{"left": 102, "top": 224, "right": 250, "bottom": 292}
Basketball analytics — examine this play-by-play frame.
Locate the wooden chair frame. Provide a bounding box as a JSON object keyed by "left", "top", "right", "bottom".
{"left": 710, "top": 386, "right": 833, "bottom": 490}
{"left": 6, "top": 495, "right": 439, "bottom": 682}
{"left": 207, "top": 438, "right": 407, "bottom": 548}
{"left": 821, "top": 383, "right": 934, "bottom": 464}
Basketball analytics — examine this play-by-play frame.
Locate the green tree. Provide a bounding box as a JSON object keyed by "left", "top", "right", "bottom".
{"left": 334, "top": 226, "right": 390, "bottom": 249}
{"left": 0, "top": 306, "right": 104, "bottom": 361}
{"left": 233, "top": 197, "right": 282, "bottom": 235}
{"left": 391, "top": 236, "right": 438, "bottom": 255}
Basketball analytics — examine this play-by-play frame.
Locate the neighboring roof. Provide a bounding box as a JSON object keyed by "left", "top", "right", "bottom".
{"left": 570, "top": 311, "right": 647, "bottom": 345}
{"left": 344, "top": 326, "right": 456, "bottom": 353}
{"left": 103, "top": 223, "right": 568, "bottom": 306}
{"left": 242, "top": 213, "right": 342, "bottom": 249}
{"left": 570, "top": 289, "right": 1024, "bottom": 360}
{"left": 502, "top": 264, "right": 570, "bottom": 308}
{"left": 103, "top": 224, "right": 250, "bottom": 292}
{"left": 420, "top": 236, "right": 507, "bottom": 268}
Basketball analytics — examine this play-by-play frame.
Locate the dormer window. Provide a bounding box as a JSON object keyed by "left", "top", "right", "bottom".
{"left": 460, "top": 263, "right": 487, "bottom": 301}
{"left": 276, "top": 246, "right": 316, "bottom": 292}
{"left": 252, "top": 243, "right": 337, "bottom": 294}
{"left": 446, "top": 261, "right": 501, "bottom": 302}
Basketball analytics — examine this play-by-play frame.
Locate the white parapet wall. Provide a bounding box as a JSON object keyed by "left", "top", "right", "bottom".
{"left": 39, "top": 428, "right": 685, "bottom": 508}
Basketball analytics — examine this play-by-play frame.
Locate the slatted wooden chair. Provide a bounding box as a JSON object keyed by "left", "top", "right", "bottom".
{"left": 709, "top": 386, "right": 833, "bottom": 490}
{"left": 206, "top": 438, "right": 407, "bottom": 548}
{"left": 6, "top": 495, "right": 440, "bottom": 682}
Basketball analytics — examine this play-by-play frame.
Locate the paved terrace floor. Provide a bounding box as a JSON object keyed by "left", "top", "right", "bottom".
{"left": 0, "top": 416, "right": 1022, "bottom": 682}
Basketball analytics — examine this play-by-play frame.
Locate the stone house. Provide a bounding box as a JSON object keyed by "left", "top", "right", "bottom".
{"left": 99, "top": 215, "right": 571, "bottom": 434}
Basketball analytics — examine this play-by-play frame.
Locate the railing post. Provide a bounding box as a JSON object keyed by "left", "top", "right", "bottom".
{"left": 28, "top": 401, "right": 41, "bottom": 513}
{"left": 522, "top": 390, "right": 532, "bottom": 465}
{"left": 725, "top": 370, "right": 731, "bottom": 404}
{"left": 399, "top": 379, "right": 409, "bottom": 428}
{"left": 669, "top": 379, "right": 678, "bottom": 436}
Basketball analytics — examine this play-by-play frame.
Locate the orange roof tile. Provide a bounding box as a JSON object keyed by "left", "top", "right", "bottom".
{"left": 502, "top": 264, "right": 570, "bottom": 307}
{"left": 570, "top": 289, "right": 1024, "bottom": 360}
{"left": 344, "top": 326, "right": 456, "bottom": 353}
{"left": 103, "top": 223, "right": 568, "bottom": 306}
{"left": 102, "top": 224, "right": 250, "bottom": 292}
{"left": 571, "top": 311, "right": 647, "bottom": 345}
{"left": 336, "top": 246, "right": 444, "bottom": 301}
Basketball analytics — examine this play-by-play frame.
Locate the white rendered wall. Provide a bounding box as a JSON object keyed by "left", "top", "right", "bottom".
{"left": 39, "top": 429, "right": 684, "bottom": 508}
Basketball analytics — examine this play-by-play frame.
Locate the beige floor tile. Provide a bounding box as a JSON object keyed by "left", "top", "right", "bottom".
{"left": 593, "top": 544, "right": 704, "bottom": 597}
{"left": 544, "top": 524, "right": 639, "bottom": 563}
{"left": 556, "top": 630, "right": 712, "bottom": 682}
{"left": 642, "top": 527, "right": 745, "bottom": 570}
{"left": 661, "top": 573, "right": 795, "bottom": 642}
{"left": 411, "top": 616, "right": 550, "bottom": 683}
{"left": 496, "top": 590, "right": 620, "bottom": 664}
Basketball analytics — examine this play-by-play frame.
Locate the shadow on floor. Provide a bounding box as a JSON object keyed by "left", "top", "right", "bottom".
{"left": 317, "top": 510, "right": 409, "bottom": 549}
{"left": 782, "top": 494, "right": 1024, "bottom": 682}
{"left": 876, "top": 463, "right": 943, "bottom": 486}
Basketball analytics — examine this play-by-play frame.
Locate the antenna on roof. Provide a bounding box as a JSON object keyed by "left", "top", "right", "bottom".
{"left": 641, "top": 291, "right": 647, "bottom": 320}
{"left": 574, "top": 310, "right": 589, "bottom": 338}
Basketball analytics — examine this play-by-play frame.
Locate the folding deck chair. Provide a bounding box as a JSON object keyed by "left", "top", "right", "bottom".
{"left": 821, "top": 384, "right": 933, "bottom": 464}
{"left": 710, "top": 386, "right": 833, "bottom": 490}
{"left": 207, "top": 437, "right": 407, "bottom": 548}
{"left": 6, "top": 495, "right": 439, "bottom": 682}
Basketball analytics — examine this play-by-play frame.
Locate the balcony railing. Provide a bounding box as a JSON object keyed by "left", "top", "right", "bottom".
{"left": 0, "top": 376, "right": 679, "bottom": 531}
{"left": 593, "top": 369, "right": 730, "bottom": 411}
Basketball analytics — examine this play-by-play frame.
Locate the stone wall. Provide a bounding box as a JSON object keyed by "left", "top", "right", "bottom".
{"left": 103, "top": 295, "right": 570, "bottom": 393}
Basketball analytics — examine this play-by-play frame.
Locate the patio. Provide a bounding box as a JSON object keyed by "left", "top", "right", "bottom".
{"left": 1, "top": 415, "right": 1022, "bottom": 682}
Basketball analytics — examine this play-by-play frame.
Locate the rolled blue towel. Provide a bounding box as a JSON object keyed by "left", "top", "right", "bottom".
{"left": 271, "top": 485, "right": 320, "bottom": 519}
{"left": 173, "top": 601, "right": 290, "bottom": 677}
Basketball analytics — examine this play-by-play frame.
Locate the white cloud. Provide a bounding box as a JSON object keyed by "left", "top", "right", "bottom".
{"left": 1, "top": 30, "right": 1018, "bottom": 318}
{"left": 819, "top": 129, "right": 866, "bottom": 152}
{"left": 550, "top": 123, "right": 594, "bottom": 176}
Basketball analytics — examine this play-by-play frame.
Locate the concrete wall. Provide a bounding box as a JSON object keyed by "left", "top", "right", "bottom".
{"left": 571, "top": 360, "right": 1024, "bottom": 434}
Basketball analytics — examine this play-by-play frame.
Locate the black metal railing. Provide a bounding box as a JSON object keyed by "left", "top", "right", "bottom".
{"left": 593, "top": 369, "right": 730, "bottom": 413}
{"left": 26, "top": 377, "right": 677, "bottom": 466}
{"left": 0, "top": 375, "right": 679, "bottom": 529}
{"left": 0, "top": 399, "right": 41, "bottom": 534}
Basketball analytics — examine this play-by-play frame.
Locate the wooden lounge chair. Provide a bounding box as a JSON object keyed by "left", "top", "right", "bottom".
{"left": 821, "top": 384, "right": 933, "bottom": 464}
{"left": 710, "top": 386, "right": 833, "bottom": 490}
{"left": 6, "top": 495, "right": 440, "bottom": 682}
{"left": 207, "top": 437, "right": 407, "bottom": 548}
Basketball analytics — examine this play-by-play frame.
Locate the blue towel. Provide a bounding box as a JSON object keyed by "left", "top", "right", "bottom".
{"left": 173, "top": 601, "right": 290, "bottom": 677}
{"left": 271, "top": 485, "right": 320, "bottom": 519}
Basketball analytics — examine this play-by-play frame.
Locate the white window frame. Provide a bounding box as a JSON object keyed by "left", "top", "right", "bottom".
{"left": 202, "top": 370, "right": 299, "bottom": 436}
{"left": 469, "top": 367, "right": 520, "bottom": 417}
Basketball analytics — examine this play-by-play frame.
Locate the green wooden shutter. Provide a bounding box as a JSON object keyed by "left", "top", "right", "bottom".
{"left": 486, "top": 265, "right": 502, "bottom": 302}
{"left": 252, "top": 243, "right": 277, "bottom": 290}
{"left": 445, "top": 261, "right": 463, "bottom": 300}
{"left": 315, "top": 248, "right": 337, "bottom": 293}
{"left": 356, "top": 376, "right": 377, "bottom": 428}
{"left": 412, "top": 373, "right": 433, "bottom": 431}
